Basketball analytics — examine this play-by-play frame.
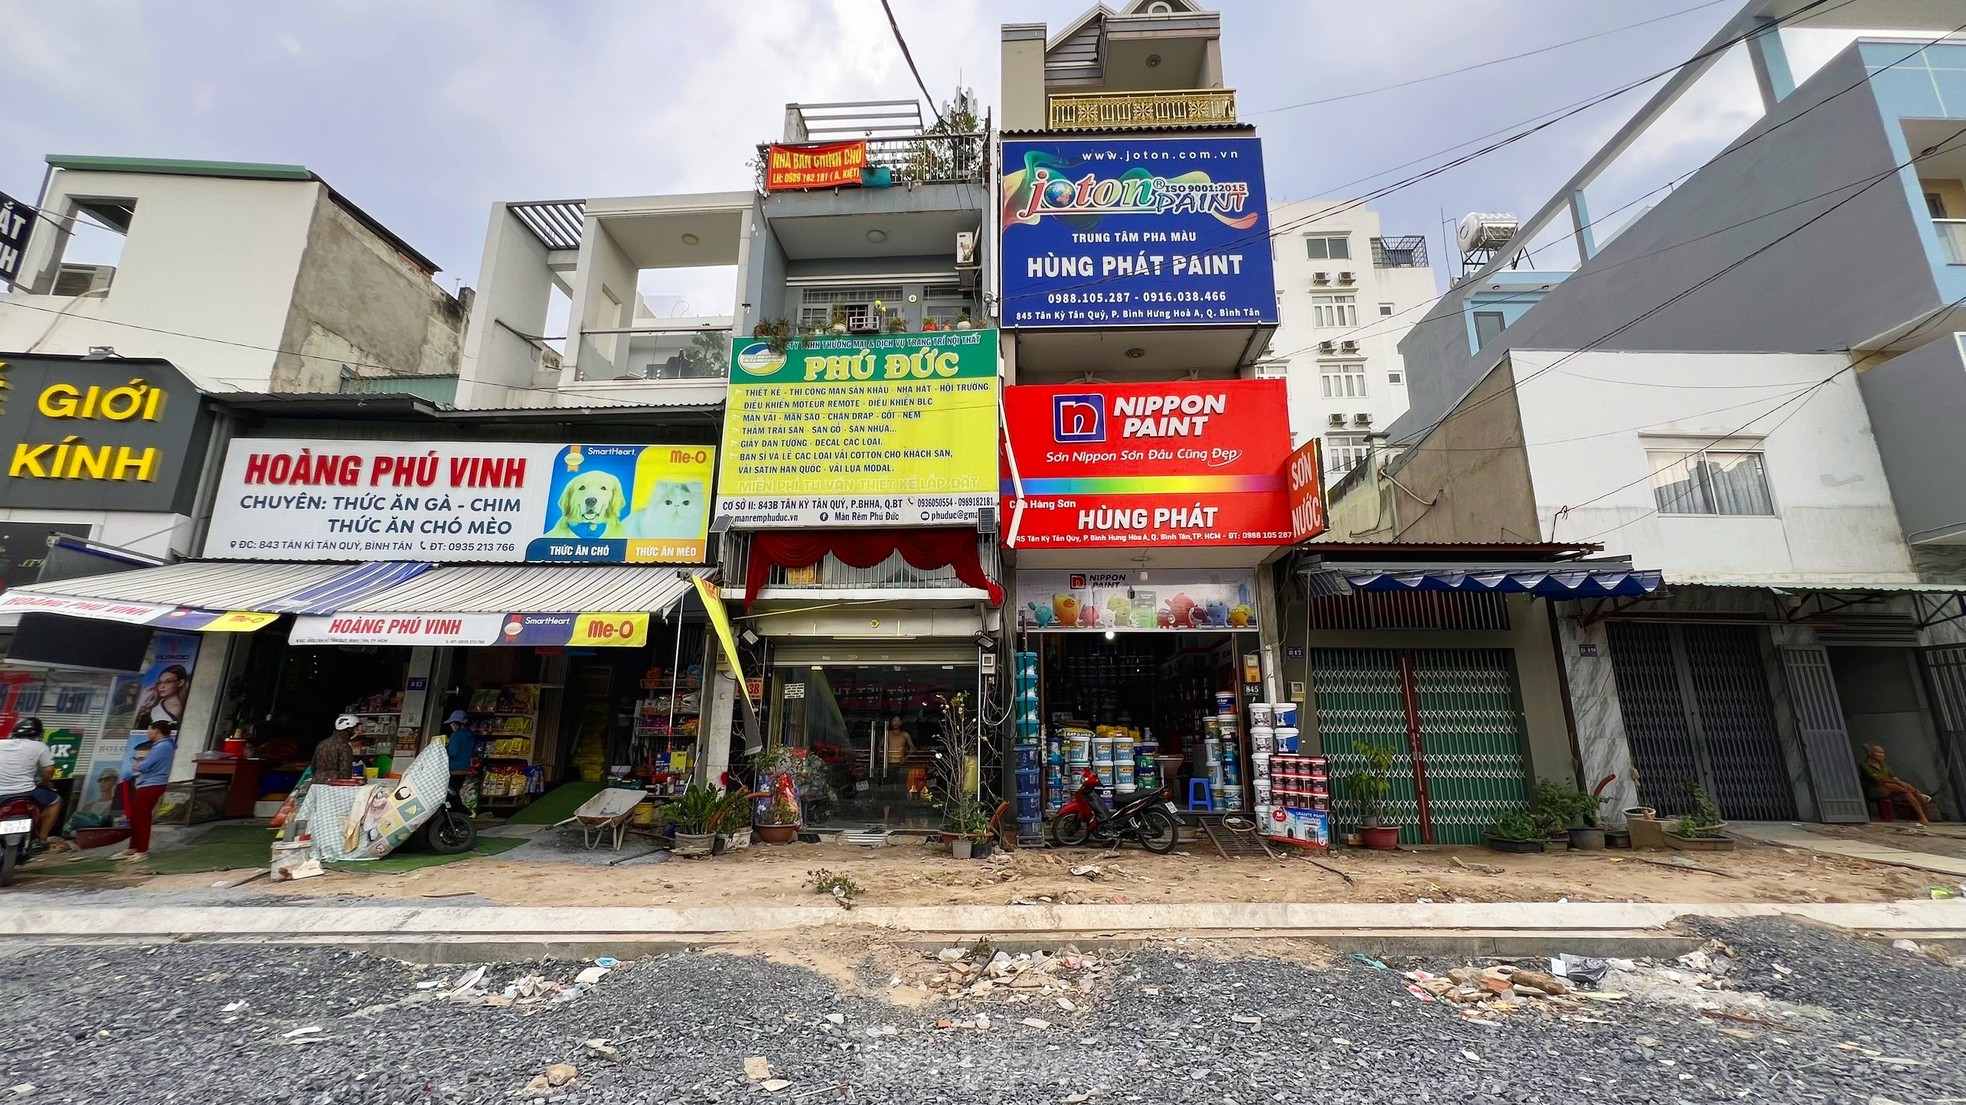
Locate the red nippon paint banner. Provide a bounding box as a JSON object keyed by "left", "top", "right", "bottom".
{"left": 1000, "top": 379, "right": 1294, "bottom": 548}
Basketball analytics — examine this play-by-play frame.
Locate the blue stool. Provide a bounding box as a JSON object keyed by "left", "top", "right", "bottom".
{"left": 1187, "top": 778, "right": 1214, "bottom": 811}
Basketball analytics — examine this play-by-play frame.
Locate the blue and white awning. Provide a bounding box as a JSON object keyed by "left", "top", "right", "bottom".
{"left": 1302, "top": 557, "right": 1663, "bottom": 600}
{"left": 0, "top": 561, "right": 435, "bottom": 629}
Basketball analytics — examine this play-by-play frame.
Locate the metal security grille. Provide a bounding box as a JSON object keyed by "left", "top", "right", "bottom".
{"left": 1409, "top": 650, "right": 1533, "bottom": 844}
{"left": 1920, "top": 645, "right": 1966, "bottom": 813}
{"left": 1315, "top": 647, "right": 1529, "bottom": 846}
{"left": 1606, "top": 622, "right": 1795, "bottom": 820}
{"left": 1307, "top": 590, "right": 1511, "bottom": 631}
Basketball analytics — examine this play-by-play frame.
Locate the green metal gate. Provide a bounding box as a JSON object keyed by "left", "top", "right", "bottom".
{"left": 1315, "top": 647, "right": 1531, "bottom": 845}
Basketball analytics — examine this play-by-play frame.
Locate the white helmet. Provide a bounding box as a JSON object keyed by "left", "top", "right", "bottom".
{"left": 334, "top": 714, "right": 361, "bottom": 732}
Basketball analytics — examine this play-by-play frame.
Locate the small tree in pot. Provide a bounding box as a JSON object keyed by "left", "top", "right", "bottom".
{"left": 1347, "top": 741, "right": 1400, "bottom": 850}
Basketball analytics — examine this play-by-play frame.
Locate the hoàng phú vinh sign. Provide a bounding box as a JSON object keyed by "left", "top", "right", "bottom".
{"left": 1001, "top": 379, "right": 1293, "bottom": 548}
{"left": 764, "top": 142, "right": 869, "bottom": 192}
{"left": 717, "top": 330, "right": 999, "bottom": 528}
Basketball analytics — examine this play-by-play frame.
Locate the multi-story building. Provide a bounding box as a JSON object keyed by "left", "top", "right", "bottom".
{"left": 1328, "top": 0, "right": 1966, "bottom": 827}
{"left": 1264, "top": 200, "right": 1438, "bottom": 475}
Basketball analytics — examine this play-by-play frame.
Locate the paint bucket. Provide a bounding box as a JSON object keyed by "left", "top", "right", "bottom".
{"left": 1204, "top": 715, "right": 1222, "bottom": 739}
{"left": 1016, "top": 746, "right": 1042, "bottom": 771}
{"left": 1214, "top": 692, "right": 1238, "bottom": 714}
{"left": 1016, "top": 767, "right": 1041, "bottom": 792}
{"left": 1273, "top": 702, "right": 1300, "bottom": 728}
{"left": 1248, "top": 702, "right": 1275, "bottom": 728}
{"left": 1274, "top": 727, "right": 1300, "bottom": 754}
{"left": 1091, "top": 736, "right": 1115, "bottom": 765}
{"left": 1065, "top": 730, "right": 1092, "bottom": 766}
{"left": 1254, "top": 803, "right": 1275, "bottom": 828}
{"left": 1017, "top": 794, "right": 1042, "bottom": 820}
{"left": 1115, "top": 759, "right": 1135, "bottom": 789}
{"left": 1216, "top": 713, "right": 1239, "bottom": 735}
{"left": 1253, "top": 778, "right": 1273, "bottom": 803}
{"left": 1251, "top": 751, "right": 1271, "bottom": 778}
{"left": 1250, "top": 725, "right": 1275, "bottom": 752}
{"left": 1218, "top": 784, "right": 1244, "bottom": 811}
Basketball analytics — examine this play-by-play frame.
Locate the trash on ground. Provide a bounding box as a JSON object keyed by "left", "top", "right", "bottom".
{"left": 744, "top": 1056, "right": 772, "bottom": 1081}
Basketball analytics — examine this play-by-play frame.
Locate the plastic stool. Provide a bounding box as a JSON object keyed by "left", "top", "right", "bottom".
{"left": 1187, "top": 778, "right": 1215, "bottom": 811}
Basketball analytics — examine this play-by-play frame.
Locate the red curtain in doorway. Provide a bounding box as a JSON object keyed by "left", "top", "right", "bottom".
{"left": 744, "top": 529, "right": 1004, "bottom": 607}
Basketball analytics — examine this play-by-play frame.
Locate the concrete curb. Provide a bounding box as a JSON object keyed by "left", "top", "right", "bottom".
{"left": 0, "top": 900, "right": 1960, "bottom": 962}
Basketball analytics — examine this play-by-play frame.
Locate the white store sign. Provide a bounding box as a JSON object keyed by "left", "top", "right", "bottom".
{"left": 204, "top": 439, "right": 716, "bottom": 563}
{"left": 289, "top": 613, "right": 508, "bottom": 647}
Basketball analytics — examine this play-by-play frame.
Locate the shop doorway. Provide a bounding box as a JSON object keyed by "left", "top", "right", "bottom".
{"left": 1605, "top": 623, "right": 1797, "bottom": 821}
{"left": 772, "top": 661, "right": 979, "bottom": 829}
{"left": 253, "top": 639, "right": 413, "bottom": 769}
{"left": 1310, "top": 647, "right": 1530, "bottom": 845}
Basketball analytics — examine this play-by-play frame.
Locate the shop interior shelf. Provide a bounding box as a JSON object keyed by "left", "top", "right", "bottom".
{"left": 350, "top": 712, "right": 400, "bottom": 717}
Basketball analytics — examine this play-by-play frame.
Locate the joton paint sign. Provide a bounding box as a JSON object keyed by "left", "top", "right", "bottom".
{"left": 1001, "top": 379, "right": 1293, "bottom": 548}
{"left": 206, "top": 440, "right": 715, "bottom": 563}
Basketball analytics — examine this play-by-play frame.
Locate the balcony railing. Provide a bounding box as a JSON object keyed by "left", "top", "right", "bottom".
{"left": 754, "top": 132, "right": 989, "bottom": 193}
{"left": 1937, "top": 219, "right": 1966, "bottom": 265}
{"left": 574, "top": 326, "right": 730, "bottom": 383}
{"left": 721, "top": 532, "right": 1001, "bottom": 595}
{"left": 1046, "top": 89, "right": 1237, "bottom": 131}
{"left": 1370, "top": 236, "right": 1430, "bottom": 269}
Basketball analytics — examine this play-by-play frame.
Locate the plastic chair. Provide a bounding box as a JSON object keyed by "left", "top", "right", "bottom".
{"left": 1187, "top": 778, "right": 1215, "bottom": 811}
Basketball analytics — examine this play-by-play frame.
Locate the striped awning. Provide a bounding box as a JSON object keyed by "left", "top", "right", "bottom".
{"left": 1301, "top": 557, "right": 1663, "bottom": 600}
{"left": 0, "top": 561, "right": 434, "bottom": 629}
{"left": 316, "top": 564, "right": 703, "bottom": 615}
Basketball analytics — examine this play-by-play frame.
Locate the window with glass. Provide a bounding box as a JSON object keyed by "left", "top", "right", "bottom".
{"left": 1379, "top": 302, "right": 1395, "bottom": 317}
{"left": 1311, "top": 294, "right": 1357, "bottom": 328}
{"left": 1647, "top": 449, "right": 1775, "bottom": 516}
{"left": 1473, "top": 310, "right": 1507, "bottom": 350}
{"left": 798, "top": 286, "right": 905, "bottom": 331}
{"left": 1387, "top": 370, "right": 1404, "bottom": 386}
{"left": 1320, "top": 363, "right": 1367, "bottom": 398}
{"left": 771, "top": 661, "right": 980, "bottom": 829}
{"left": 1325, "top": 433, "right": 1370, "bottom": 474}
{"left": 1305, "top": 235, "right": 1350, "bottom": 260}
{"left": 920, "top": 284, "right": 979, "bottom": 330}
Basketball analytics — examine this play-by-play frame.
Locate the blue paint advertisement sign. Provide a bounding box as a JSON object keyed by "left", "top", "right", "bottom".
{"left": 999, "top": 138, "right": 1277, "bottom": 329}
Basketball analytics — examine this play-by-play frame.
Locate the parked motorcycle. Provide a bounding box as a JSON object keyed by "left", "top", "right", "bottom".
{"left": 418, "top": 786, "right": 476, "bottom": 856}
{"left": 0, "top": 795, "right": 41, "bottom": 886}
{"left": 1050, "top": 767, "right": 1182, "bottom": 854}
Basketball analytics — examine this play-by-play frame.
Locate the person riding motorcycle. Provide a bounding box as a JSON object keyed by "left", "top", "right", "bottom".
{"left": 0, "top": 718, "right": 64, "bottom": 853}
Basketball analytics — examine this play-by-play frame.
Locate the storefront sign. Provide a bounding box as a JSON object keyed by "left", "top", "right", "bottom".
{"left": 1015, "top": 569, "right": 1258, "bottom": 632}
{"left": 206, "top": 440, "right": 715, "bottom": 563}
{"left": 0, "top": 190, "right": 36, "bottom": 289}
{"left": 0, "top": 355, "right": 209, "bottom": 513}
{"left": 717, "top": 330, "right": 998, "bottom": 528}
{"left": 764, "top": 141, "right": 868, "bottom": 191}
{"left": 0, "top": 590, "right": 278, "bottom": 631}
{"left": 1002, "top": 379, "right": 1292, "bottom": 548}
{"left": 289, "top": 610, "right": 650, "bottom": 648}
{"left": 1285, "top": 439, "right": 1328, "bottom": 542}
{"left": 999, "top": 138, "right": 1277, "bottom": 328}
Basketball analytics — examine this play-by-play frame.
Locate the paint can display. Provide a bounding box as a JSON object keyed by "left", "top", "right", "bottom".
{"left": 1218, "top": 784, "right": 1244, "bottom": 810}
{"left": 1115, "top": 759, "right": 1136, "bottom": 791}
{"left": 1250, "top": 725, "right": 1275, "bottom": 752}
{"left": 1248, "top": 702, "right": 1275, "bottom": 727}
{"left": 1214, "top": 691, "right": 1238, "bottom": 714}
{"left": 1251, "top": 751, "right": 1271, "bottom": 778}
{"left": 1253, "top": 778, "right": 1273, "bottom": 803}
{"left": 1273, "top": 702, "right": 1300, "bottom": 728}
{"left": 1274, "top": 727, "right": 1300, "bottom": 754}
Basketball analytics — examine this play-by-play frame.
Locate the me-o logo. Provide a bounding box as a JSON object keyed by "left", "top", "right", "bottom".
{"left": 1052, "top": 394, "right": 1106, "bottom": 442}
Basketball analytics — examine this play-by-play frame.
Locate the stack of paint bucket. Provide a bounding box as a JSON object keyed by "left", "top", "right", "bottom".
{"left": 1058, "top": 724, "right": 1093, "bottom": 813}
{"left": 1213, "top": 691, "right": 1244, "bottom": 811}
{"left": 1091, "top": 727, "right": 1117, "bottom": 804}
{"left": 1134, "top": 728, "right": 1161, "bottom": 795}
{"left": 1013, "top": 651, "right": 1043, "bottom": 842}
{"left": 1113, "top": 727, "right": 1137, "bottom": 796}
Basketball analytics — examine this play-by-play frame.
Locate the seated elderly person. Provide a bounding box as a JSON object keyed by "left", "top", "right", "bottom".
{"left": 1861, "top": 744, "right": 1937, "bottom": 824}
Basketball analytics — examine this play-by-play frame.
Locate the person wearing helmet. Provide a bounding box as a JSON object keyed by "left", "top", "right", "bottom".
{"left": 443, "top": 710, "right": 476, "bottom": 778}
{"left": 313, "top": 715, "right": 359, "bottom": 782}
{"left": 0, "top": 717, "right": 62, "bottom": 851}
{"left": 116, "top": 720, "right": 177, "bottom": 862}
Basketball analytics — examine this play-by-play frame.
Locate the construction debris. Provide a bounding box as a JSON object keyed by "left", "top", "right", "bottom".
{"left": 904, "top": 946, "right": 1109, "bottom": 1007}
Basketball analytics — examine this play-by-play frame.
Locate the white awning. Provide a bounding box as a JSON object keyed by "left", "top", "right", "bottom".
{"left": 0, "top": 561, "right": 434, "bottom": 630}
{"left": 317, "top": 564, "right": 705, "bottom": 615}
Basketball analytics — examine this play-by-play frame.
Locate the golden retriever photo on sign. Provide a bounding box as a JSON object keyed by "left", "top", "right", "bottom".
{"left": 542, "top": 445, "right": 632, "bottom": 540}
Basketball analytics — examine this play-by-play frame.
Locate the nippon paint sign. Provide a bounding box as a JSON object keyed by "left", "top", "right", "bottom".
{"left": 205, "top": 439, "right": 715, "bottom": 563}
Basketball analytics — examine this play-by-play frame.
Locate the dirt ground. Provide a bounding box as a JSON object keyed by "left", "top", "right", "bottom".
{"left": 229, "top": 833, "right": 1937, "bottom": 908}
{"left": 1800, "top": 820, "right": 1966, "bottom": 861}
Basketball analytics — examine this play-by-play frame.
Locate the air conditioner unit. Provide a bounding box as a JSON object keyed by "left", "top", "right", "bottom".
{"left": 1338, "top": 271, "right": 1356, "bottom": 285}
{"left": 1311, "top": 272, "right": 1330, "bottom": 285}
{"left": 1317, "top": 340, "right": 1336, "bottom": 354}
{"left": 52, "top": 263, "right": 115, "bottom": 297}
{"left": 1353, "top": 413, "right": 1372, "bottom": 426}
{"left": 955, "top": 231, "right": 978, "bottom": 267}
{"left": 1339, "top": 340, "right": 1359, "bottom": 354}
{"left": 1327, "top": 413, "right": 1347, "bottom": 427}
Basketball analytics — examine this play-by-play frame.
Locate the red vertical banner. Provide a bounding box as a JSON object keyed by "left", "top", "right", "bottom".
{"left": 1285, "top": 439, "right": 1327, "bottom": 542}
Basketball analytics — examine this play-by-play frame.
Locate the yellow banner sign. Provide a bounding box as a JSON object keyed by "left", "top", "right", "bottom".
{"left": 201, "top": 611, "right": 280, "bottom": 632}
{"left": 568, "top": 612, "right": 650, "bottom": 648}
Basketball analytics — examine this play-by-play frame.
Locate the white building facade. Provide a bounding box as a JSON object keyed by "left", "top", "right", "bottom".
{"left": 1265, "top": 200, "right": 1437, "bottom": 476}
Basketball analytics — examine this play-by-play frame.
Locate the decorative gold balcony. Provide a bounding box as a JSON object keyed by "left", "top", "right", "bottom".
{"left": 1045, "top": 89, "right": 1237, "bottom": 131}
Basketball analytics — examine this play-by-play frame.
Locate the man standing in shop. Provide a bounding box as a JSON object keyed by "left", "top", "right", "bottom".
{"left": 444, "top": 710, "right": 476, "bottom": 781}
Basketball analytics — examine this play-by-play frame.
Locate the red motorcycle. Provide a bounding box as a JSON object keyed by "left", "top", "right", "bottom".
{"left": 1050, "top": 767, "right": 1181, "bottom": 853}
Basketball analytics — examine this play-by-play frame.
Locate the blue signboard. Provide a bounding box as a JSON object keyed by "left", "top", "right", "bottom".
{"left": 999, "top": 137, "right": 1277, "bottom": 329}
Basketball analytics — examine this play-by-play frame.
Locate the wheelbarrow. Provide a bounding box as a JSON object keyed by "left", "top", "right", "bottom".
{"left": 556, "top": 788, "right": 647, "bottom": 851}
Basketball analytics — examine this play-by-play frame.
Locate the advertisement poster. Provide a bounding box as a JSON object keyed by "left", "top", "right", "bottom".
{"left": 205, "top": 440, "right": 715, "bottom": 564}
{"left": 1001, "top": 379, "right": 1293, "bottom": 548}
{"left": 290, "top": 611, "right": 650, "bottom": 648}
{"left": 764, "top": 142, "right": 868, "bottom": 191}
{"left": 717, "top": 330, "right": 998, "bottom": 528}
{"left": 999, "top": 138, "right": 1277, "bottom": 328}
{"left": 1015, "top": 570, "right": 1258, "bottom": 632}
{"left": 132, "top": 632, "right": 199, "bottom": 733}
{"left": 1286, "top": 439, "right": 1328, "bottom": 542}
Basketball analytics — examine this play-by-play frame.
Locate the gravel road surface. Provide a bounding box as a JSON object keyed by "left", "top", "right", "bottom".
{"left": 0, "top": 917, "right": 1958, "bottom": 1104}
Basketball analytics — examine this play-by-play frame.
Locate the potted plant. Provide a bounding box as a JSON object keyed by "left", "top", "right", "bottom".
{"left": 886, "top": 316, "right": 908, "bottom": 333}
{"left": 1667, "top": 785, "right": 1734, "bottom": 851}
{"left": 1346, "top": 741, "right": 1400, "bottom": 850}
{"left": 751, "top": 318, "right": 793, "bottom": 354}
{"left": 668, "top": 785, "right": 720, "bottom": 856}
{"left": 828, "top": 303, "right": 849, "bottom": 334}
{"left": 1483, "top": 810, "right": 1546, "bottom": 853}
{"left": 931, "top": 692, "right": 997, "bottom": 858}
{"left": 954, "top": 308, "right": 974, "bottom": 331}
{"left": 710, "top": 786, "right": 755, "bottom": 851}
{"left": 1533, "top": 778, "right": 1606, "bottom": 851}
{"left": 949, "top": 808, "right": 994, "bottom": 859}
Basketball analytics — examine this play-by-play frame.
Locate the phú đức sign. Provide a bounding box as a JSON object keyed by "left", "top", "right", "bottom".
{"left": 717, "top": 330, "right": 999, "bottom": 528}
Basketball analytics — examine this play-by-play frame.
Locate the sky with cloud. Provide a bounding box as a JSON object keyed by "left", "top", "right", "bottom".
{"left": 0, "top": 0, "right": 1877, "bottom": 314}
